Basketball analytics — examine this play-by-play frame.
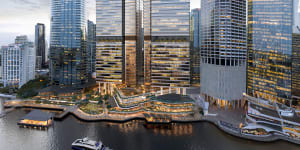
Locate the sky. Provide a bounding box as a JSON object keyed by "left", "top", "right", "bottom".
{"left": 0, "top": 0, "right": 201, "bottom": 46}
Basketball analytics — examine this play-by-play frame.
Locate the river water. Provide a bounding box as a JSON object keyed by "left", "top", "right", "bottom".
{"left": 0, "top": 109, "right": 299, "bottom": 150}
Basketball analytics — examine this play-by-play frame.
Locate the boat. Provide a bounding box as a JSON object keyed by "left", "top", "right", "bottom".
{"left": 72, "top": 137, "right": 106, "bottom": 150}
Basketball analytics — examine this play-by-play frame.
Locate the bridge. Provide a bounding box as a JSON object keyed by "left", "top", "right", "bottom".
{"left": 0, "top": 94, "right": 16, "bottom": 117}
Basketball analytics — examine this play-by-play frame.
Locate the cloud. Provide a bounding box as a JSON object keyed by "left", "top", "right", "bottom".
{"left": 0, "top": 0, "right": 198, "bottom": 46}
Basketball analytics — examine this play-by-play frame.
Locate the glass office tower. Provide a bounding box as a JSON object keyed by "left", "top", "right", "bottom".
{"left": 190, "top": 8, "right": 201, "bottom": 87}
{"left": 150, "top": 0, "right": 190, "bottom": 91}
{"left": 50, "top": 0, "right": 87, "bottom": 87}
{"left": 96, "top": 0, "right": 123, "bottom": 87}
{"left": 96, "top": 0, "right": 190, "bottom": 93}
{"left": 35, "top": 23, "right": 46, "bottom": 70}
{"left": 87, "top": 20, "right": 96, "bottom": 75}
{"left": 247, "top": 0, "right": 300, "bottom": 108}
{"left": 200, "top": 0, "right": 247, "bottom": 108}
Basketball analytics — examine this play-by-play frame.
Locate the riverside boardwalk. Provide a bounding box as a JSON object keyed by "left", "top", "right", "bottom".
{"left": 4, "top": 99, "right": 300, "bottom": 145}
{"left": 54, "top": 105, "right": 145, "bottom": 122}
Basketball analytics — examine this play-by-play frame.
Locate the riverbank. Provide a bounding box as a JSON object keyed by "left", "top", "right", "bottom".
{"left": 3, "top": 102, "right": 300, "bottom": 145}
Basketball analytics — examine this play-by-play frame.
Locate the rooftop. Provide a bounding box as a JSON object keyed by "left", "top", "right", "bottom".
{"left": 21, "top": 109, "right": 52, "bottom": 121}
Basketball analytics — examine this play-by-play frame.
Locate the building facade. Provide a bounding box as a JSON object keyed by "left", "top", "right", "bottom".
{"left": 35, "top": 23, "right": 46, "bottom": 70}
{"left": 2, "top": 36, "right": 35, "bottom": 88}
{"left": 190, "top": 8, "right": 201, "bottom": 86}
{"left": 150, "top": 0, "right": 190, "bottom": 92}
{"left": 247, "top": 0, "right": 300, "bottom": 108}
{"left": 200, "top": 0, "right": 247, "bottom": 108}
{"left": 96, "top": 0, "right": 123, "bottom": 87}
{"left": 50, "top": 0, "right": 87, "bottom": 87}
{"left": 87, "top": 20, "right": 96, "bottom": 75}
{"left": 96, "top": 0, "right": 190, "bottom": 94}
{"left": 0, "top": 48, "right": 3, "bottom": 84}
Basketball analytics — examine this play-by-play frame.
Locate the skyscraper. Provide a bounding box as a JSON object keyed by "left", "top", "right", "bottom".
{"left": 0, "top": 48, "right": 3, "bottom": 83}
{"left": 96, "top": 0, "right": 190, "bottom": 94}
{"left": 50, "top": 0, "right": 87, "bottom": 87}
{"left": 190, "top": 8, "right": 201, "bottom": 87}
{"left": 87, "top": 20, "right": 96, "bottom": 75}
{"left": 150, "top": 0, "right": 190, "bottom": 93}
{"left": 246, "top": 0, "right": 300, "bottom": 107}
{"left": 35, "top": 23, "right": 46, "bottom": 70}
{"left": 200, "top": 0, "right": 247, "bottom": 108}
{"left": 2, "top": 36, "right": 35, "bottom": 88}
{"left": 245, "top": 0, "right": 300, "bottom": 136}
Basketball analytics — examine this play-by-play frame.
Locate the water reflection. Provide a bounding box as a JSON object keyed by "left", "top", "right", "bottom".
{"left": 0, "top": 109, "right": 300, "bottom": 150}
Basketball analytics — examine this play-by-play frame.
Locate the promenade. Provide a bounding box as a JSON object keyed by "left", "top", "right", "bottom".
{"left": 3, "top": 100, "right": 300, "bottom": 145}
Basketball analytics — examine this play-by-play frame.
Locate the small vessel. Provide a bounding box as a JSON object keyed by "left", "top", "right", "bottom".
{"left": 72, "top": 137, "right": 106, "bottom": 150}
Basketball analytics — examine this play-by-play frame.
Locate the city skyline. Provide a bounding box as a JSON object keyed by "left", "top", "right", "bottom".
{"left": 0, "top": 0, "right": 201, "bottom": 46}
{"left": 1, "top": 0, "right": 300, "bottom": 149}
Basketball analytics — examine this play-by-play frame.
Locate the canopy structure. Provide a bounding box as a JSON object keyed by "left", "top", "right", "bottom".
{"left": 21, "top": 109, "right": 53, "bottom": 121}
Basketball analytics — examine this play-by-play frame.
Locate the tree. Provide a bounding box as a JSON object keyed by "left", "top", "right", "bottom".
{"left": 104, "top": 94, "right": 109, "bottom": 101}
{"left": 98, "top": 100, "right": 103, "bottom": 105}
{"left": 72, "top": 95, "right": 77, "bottom": 102}
{"left": 86, "top": 94, "right": 91, "bottom": 99}
{"left": 81, "top": 99, "right": 89, "bottom": 105}
{"left": 98, "top": 96, "right": 103, "bottom": 105}
{"left": 0, "top": 87, "right": 10, "bottom": 94}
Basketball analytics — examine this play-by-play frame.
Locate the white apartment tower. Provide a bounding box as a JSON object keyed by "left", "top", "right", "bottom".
{"left": 2, "top": 36, "right": 35, "bottom": 88}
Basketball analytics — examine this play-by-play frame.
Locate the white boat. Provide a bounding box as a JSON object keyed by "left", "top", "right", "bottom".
{"left": 72, "top": 137, "right": 105, "bottom": 150}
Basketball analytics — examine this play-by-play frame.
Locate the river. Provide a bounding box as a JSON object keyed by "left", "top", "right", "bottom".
{"left": 0, "top": 109, "right": 299, "bottom": 150}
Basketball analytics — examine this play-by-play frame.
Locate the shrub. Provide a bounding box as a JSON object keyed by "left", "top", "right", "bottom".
{"left": 17, "top": 76, "right": 49, "bottom": 98}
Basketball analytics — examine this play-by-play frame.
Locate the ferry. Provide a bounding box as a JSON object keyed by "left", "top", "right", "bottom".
{"left": 72, "top": 137, "right": 106, "bottom": 150}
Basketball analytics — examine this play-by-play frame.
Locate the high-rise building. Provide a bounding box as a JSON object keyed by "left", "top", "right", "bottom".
{"left": 50, "top": 0, "right": 87, "bottom": 87}
{"left": 190, "top": 8, "right": 201, "bottom": 87}
{"left": 15, "top": 35, "right": 28, "bottom": 45}
{"left": 96, "top": 0, "right": 123, "bottom": 92}
{"left": 200, "top": 0, "right": 247, "bottom": 108}
{"left": 96, "top": 0, "right": 190, "bottom": 93}
{"left": 150, "top": 0, "right": 190, "bottom": 92}
{"left": 245, "top": 0, "right": 300, "bottom": 137}
{"left": 2, "top": 36, "right": 35, "bottom": 88}
{"left": 0, "top": 48, "right": 3, "bottom": 84}
{"left": 35, "top": 23, "right": 46, "bottom": 70}
{"left": 87, "top": 20, "right": 96, "bottom": 75}
{"left": 246, "top": 0, "right": 300, "bottom": 107}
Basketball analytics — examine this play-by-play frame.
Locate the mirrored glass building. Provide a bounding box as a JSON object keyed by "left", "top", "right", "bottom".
{"left": 87, "top": 20, "right": 96, "bottom": 75}
{"left": 50, "top": 0, "right": 87, "bottom": 87}
{"left": 190, "top": 8, "right": 201, "bottom": 87}
{"left": 35, "top": 23, "right": 46, "bottom": 70}
{"left": 246, "top": 0, "right": 300, "bottom": 108}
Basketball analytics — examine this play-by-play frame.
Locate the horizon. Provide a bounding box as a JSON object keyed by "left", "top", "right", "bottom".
{"left": 0, "top": 0, "right": 201, "bottom": 46}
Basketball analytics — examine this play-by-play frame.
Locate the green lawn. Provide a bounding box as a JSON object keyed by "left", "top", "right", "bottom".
{"left": 79, "top": 103, "right": 103, "bottom": 115}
